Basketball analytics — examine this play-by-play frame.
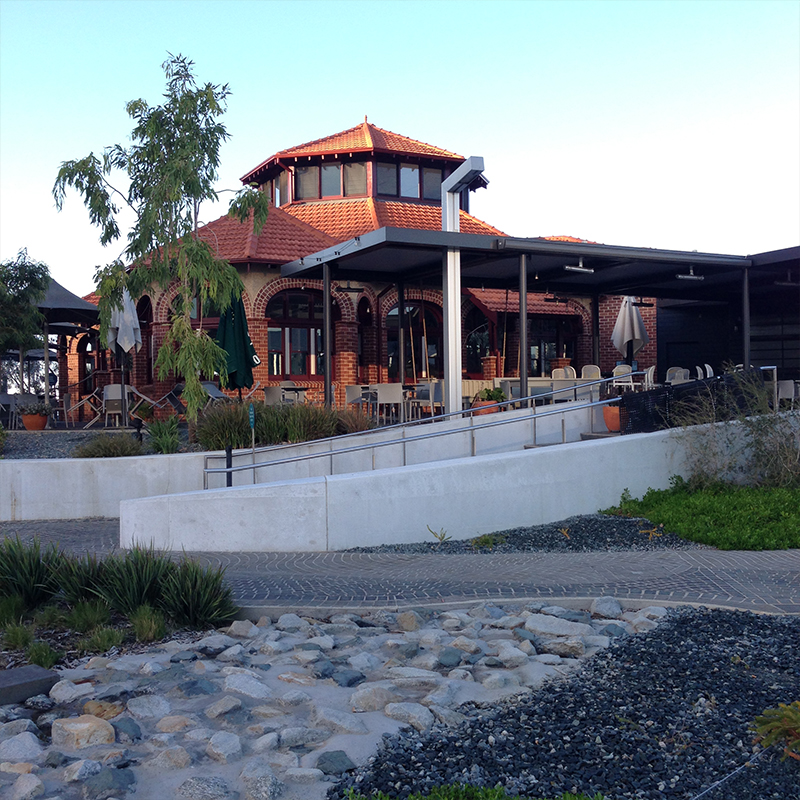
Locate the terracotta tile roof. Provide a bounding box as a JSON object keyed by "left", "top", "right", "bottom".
{"left": 82, "top": 292, "right": 100, "bottom": 305}
{"left": 543, "top": 235, "right": 597, "bottom": 244}
{"left": 465, "top": 288, "right": 580, "bottom": 317}
{"left": 242, "top": 120, "right": 464, "bottom": 183}
{"left": 196, "top": 205, "right": 336, "bottom": 264}
{"left": 284, "top": 198, "right": 505, "bottom": 242}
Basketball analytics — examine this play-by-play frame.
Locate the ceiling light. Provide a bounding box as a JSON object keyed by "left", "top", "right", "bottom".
{"left": 564, "top": 257, "right": 594, "bottom": 274}
{"left": 676, "top": 266, "right": 704, "bottom": 281}
{"left": 774, "top": 270, "right": 800, "bottom": 287}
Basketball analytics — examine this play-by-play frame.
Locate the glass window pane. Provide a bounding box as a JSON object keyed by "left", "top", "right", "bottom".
{"left": 313, "top": 296, "right": 323, "bottom": 319}
{"left": 268, "top": 328, "right": 283, "bottom": 376}
{"left": 377, "top": 163, "right": 397, "bottom": 196}
{"left": 278, "top": 172, "right": 288, "bottom": 206}
{"left": 321, "top": 164, "right": 341, "bottom": 197}
{"left": 400, "top": 163, "right": 419, "bottom": 198}
{"left": 266, "top": 296, "right": 284, "bottom": 319}
{"left": 288, "top": 294, "right": 310, "bottom": 319}
{"left": 290, "top": 328, "right": 308, "bottom": 375}
{"left": 295, "top": 166, "right": 319, "bottom": 200}
{"left": 343, "top": 162, "right": 366, "bottom": 196}
{"left": 423, "top": 168, "right": 442, "bottom": 200}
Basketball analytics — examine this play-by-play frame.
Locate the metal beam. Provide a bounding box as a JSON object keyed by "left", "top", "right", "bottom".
{"left": 323, "top": 262, "right": 332, "bottom": 407}
{"left": 518, "top": 254, "right": 528, "bottom": 405}
{"left": 742, "top": 267, "right": 751, "bottom": 368}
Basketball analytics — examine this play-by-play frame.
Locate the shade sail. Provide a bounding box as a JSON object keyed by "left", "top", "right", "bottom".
{"left": 216, "top": 296, "right": 260, "bottom": 390}
{"left": 611, "top": 296, "right": 650, "bottom": 356}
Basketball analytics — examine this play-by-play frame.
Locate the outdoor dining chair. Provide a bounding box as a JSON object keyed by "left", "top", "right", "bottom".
{"left": 263, "top": 386, "right": 284, "bottom": 406}
{"left": 581, "top": 364, "right": 601, "bottom": 380}
{"left": 563, "top": 365, "right": 577, "bottom": 379}
{"left": 369, "top": 383, "right": 406, "bottom": 424}
{"left": 345, "top": 384, "right": 370, "bottom": 411}
{"left": 611, "top": 364, "right": 634, "bottom": 391}
{"left": 551, "top": 368, "right": 567, "bottom": 379}
{"left": 704, "top": 364, "right": 714, "bottom": 378}
{"left": 102, "top": 384, "right": 134, "bottom": 427}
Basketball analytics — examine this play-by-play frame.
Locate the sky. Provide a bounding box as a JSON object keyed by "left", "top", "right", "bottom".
{"left": 1, "top": 0, "right": 798, "bottom": 298}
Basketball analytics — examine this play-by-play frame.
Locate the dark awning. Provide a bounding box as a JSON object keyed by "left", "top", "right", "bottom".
{"left": 38, "top": 279, "right": 100, "bottom": 325}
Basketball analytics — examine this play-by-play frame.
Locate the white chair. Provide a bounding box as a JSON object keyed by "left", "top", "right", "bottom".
{"left": 695, "top": 366, "right": 705, "bottom": 380}
{"left": 704, "top": 364, "right": 714, "bottom": 378}
{"left": 777, "top": 380, "right": 797, "bottom": 409}
{"left": 612, "top": 364, "right": 634, "bottom": 391}
{"left": 102, "top": 384, "right": 133, "bottom": 427}
{"left": 563, "top": 365, "right": 577, "bottom": 379}
{"left": 551, "top": 368, "right": 567, "bottom": 379}
{"left": 643, "top": 365, "right": 656, "bottom": 390}
{"left": 345, "top": 384, "right": 370, "bottom": 412}
{"left": 666, "top": 366, "right": 687, "bottom": 384}
{"left": 371, "top": 383, "right": 405, "bottom": 424}
{"left": 263, "top": 386, "right": 284, "bottom": 406}
{"left": 581, "top": 365, "right": 601, "bottom": 380}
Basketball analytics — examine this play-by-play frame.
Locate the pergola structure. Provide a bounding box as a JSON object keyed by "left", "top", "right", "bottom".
{"left": 283, "top": 230, "right": 799, "bottom": 411}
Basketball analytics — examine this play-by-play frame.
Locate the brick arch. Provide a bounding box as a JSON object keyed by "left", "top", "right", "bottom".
{"left": 153, "top": 285, "right": 181, "bottom": 325}
{"left": 379, "top": 287, "right": 443, "bottom": 323}
{"left": 253, "top": 277, "right": 355, "bottom": 323}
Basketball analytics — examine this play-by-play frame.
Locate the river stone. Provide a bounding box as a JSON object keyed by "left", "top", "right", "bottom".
{"left": 205, "top": 695, "right": 242, "bottom": 719}
{"left": 144, "top": 745, "right": 192, "bottom": 769}
{"left": 0, "top": 733, "right": 43, "bottom": 762}
{"left": 312, "top": 705, "right": 369, "bottom": 734}
{"left": 285, "top": 767, "right": 324, "bottom": 784}
{"left": 240, "top": 756, "right": 286, "bottom": 800}
{"left": 82, "top": 700, "right": 123, "bottom": 720}
{"left": 316, "top": 749, "right": 355, "bottom": 774}
{"left": 278, "top": 690, "right": 311, "bottom": 707}
{"left": 81, "top": 766, "right": 136, "bottom": 799}
{"left": 278, "top": 727, "right": 329, "bottom": 747}
{"left": 396, "top": 610, "right": 424, "bottom": 631}
{"left": 176, "top": 776, "right": 232, "bottom": 799}
{"left": 51, "top": 715, "right": 113, "bottom": 750}
{"left": 450, "top": 636, "right": 483, "bottom": 654}
{"left": 349, "top": 684, "right": 401, "bottom": 712}
{"left": 228, "top": 619, "right": 260, "bottom": 639}
{"left": 331, "top": 669, "right": 366, "bottom": 688}
{"left": 591, "top": 596, "right": 623, "bottom": 619}
{"left": 10, "top": 773, "right": 44, "bottom": 800}
{"left": 495, "top": 641, "right": 529, "bottom": 668}
{"left": 0, "top": 720, "right": 39, "bottom": 740}
{"left": 207, "top": 731, "right": 242, "bottom": 764}
{"left": 126, "top": 694, "right": 170, "bottom": 719}
{"left": 437, "top": 647, "right": 463, "bottom": 668}
{"left": 111, "top": 717, "right": 142, "bottom": 743}
{"left": 63, "top": 759, "right": 102, "bottom": 782}
{"left": 49, "top": 679, "right": 95, "bottom": 704}
{"left": 217, "top": 644, "right": 247, "bottom": 663}
{"left": 0, "top": 762, "right": 35, "bottom": 774}
{"left": 194, "top": 635, "right": 237, "bottom": 657}
{"left": 524, "top": 613, "right": 595, "bottom": 638}
{"left": 178, "top": 677, "right": 220, "bottom": 697}
{"left": 224, "top": 673, "right": 273, "bottom": 699}
{"left": 384, "top": 702, "right": 435, "bottom": 732}
{"left": 481, "top": 672, "right": 521, "bottom": 689}
{"left": 251, "top": 732, "right": 280, "bottom": 752}
{"left": 348, "top": 652, "right": 381, "bottom": 672}
{"left": 276, "top": 613, "right": 308, "bottom": 632}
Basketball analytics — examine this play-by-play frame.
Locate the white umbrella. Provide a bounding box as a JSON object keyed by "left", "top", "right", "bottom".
{"left": 108, "top": 288, "right": 142, "bottom": 425}
{"left": 611, "top": 296, "right": 649, "bottom": 358}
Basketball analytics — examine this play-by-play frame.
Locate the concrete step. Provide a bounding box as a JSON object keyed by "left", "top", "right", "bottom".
{"left": 581, "top": 431, "right": 620, "bottom": 440}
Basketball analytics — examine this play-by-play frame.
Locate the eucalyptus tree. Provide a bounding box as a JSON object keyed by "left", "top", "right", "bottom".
{"left": 0, "top": 249, "right": 50, "bottom": 393}
{"left": 53, "top": 53, "right": 268, "bottom": 420}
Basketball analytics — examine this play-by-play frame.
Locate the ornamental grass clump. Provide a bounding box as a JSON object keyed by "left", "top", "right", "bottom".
{"left": 79, "top": 626, "right": 124, "bottom": 654}
{"left": 196, "top": 401, "right": 251, "bottom": 450}
{"left": 97, "top": 544, "right": 175, "bottom": 615}
{"left": 26, "top": 640, "right": 61, "bottom": 669}
{"left": 160, "top": 558, "right": 239, "bottom": 628}
{"left": 57, "top": 552, "right": 106, "bottom": 605}
{"left": 129, "top": 603, "right": 167, "bottom": 642}
{"left": 73, "top": 433, "right": 145, "bottom": 458}
{"left": 66, "top": 599, "right": 111, "bottom": 633}
{"left": 254, "top": 403, "right": 290, "bottom": 445}
{"left": 336, "top": 408, "right": 376, "bottom": 434}
{"left": 285, "top": 402, "right": 338, "bottom": 443}
{"left": 148, "top": 415, "right": 181, "bottom": 454}
{"left": 0, "top": 536, "right": 62, "bottom": 609}
{"left": 3, "top": 623, "right": 34, "bottom": 650}
{"left": 0, "top": 594, "right": 25, "bottom": 627}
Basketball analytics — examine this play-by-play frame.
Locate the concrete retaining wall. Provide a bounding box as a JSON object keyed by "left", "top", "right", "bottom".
{"left": 120, "top": 428, "right": 688, "bottom": 552}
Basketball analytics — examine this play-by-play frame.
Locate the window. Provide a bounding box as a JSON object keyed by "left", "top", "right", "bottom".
{"left": 265, "top": 290, "right": 335, "bottom": 378}
{"left": 423, "top": 168, "right": 442, "bottom": 200}
{"left": 400, "top": 163, "right": 420, "bottom": 198}
{"left": 376, "top": 162, "right": 397, "bottom": 196}
{"left": 321, "top": 164, "right": 341, "bottom": 197}
{"left": 344, "top": 162, "right": 367, "bottom": 196}
{"left": 386, "top": 302, "right": 442, "bottom": 381}
{"left": 295, "top": 166, "right": 319, "bottom": 200}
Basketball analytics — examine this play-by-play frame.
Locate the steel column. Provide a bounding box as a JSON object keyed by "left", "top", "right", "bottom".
{"left": 591, "top": 293, "right": 601, "bottom": 366}
{"left": 442, "top": 249, "right": 463, "bottom": 414}
{"left": 742, "top": 267, "right": 751, "bottom": 369}
{"left": 518, "top": 254, "right": 528, "bottom": 405}
{"left": 323, "top": 262, "right": 332, "bottom": 407}
{"left": 397, "top": 281, "right": 406, "bottom": 385}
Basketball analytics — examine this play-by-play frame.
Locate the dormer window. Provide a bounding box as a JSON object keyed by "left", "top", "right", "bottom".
{"left": 377, "top": 162, "right": 442, "bottom": 200}
{"left": 291, "top": 161, "right": 367, "bottom": 200}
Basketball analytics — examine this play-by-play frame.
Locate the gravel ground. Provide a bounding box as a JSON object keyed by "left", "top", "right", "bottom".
{"left": 332, "top": 607, "right": 799, "bottom": 800}
{"left": 345, "top": 514, "right": 713, "bottom": 555}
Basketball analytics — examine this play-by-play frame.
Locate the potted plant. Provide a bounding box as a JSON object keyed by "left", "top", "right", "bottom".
{"left": 17, "top": 401, "right": 51, "bottom": 431}
{"left": 471, "top": 387, "right": 506, "bottom": 416}
{"left": 602, "top": 400, "right": 621, "bottom": 432}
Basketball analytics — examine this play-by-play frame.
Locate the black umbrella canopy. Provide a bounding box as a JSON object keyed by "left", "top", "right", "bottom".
{"left": 37, "top": 279, "right": 99, "bottom": 325}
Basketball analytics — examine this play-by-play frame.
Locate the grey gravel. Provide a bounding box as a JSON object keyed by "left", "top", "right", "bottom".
{"left": 330, "top": 608, "right": 799, "bottom": 800}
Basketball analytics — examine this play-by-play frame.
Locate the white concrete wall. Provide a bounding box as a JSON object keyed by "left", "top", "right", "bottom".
{"left": 120, "top": 428, "right": 689, "bottom": 552}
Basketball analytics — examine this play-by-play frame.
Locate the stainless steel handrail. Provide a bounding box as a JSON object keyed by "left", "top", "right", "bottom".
{"left": 203, "top": 373, "right": 639, "bottom": 487}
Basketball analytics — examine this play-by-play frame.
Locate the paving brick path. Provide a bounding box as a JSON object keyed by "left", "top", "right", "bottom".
{"left": 2, "top": 518, "right": 798, "bottom": 615}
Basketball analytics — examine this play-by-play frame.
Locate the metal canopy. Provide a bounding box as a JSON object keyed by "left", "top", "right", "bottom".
{"left": 283, "top": 228, "right": 796, "bottom": 302}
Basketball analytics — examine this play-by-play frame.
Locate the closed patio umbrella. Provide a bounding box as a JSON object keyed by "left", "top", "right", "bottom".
{"left": 216, "top": 295, "right": 260, "bottom": 395}
{"left": 108, "top": 288, "right": 142, "bottom": 425}
{"left": 611, "top": 296, "right": 650, "bottom": 361}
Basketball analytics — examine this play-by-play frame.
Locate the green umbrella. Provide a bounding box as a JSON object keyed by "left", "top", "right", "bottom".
{"left": 216, "top": 296, "right": 260, "bottom": 391}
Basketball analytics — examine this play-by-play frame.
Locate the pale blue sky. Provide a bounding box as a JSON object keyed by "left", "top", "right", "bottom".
{"left": 1, "top": 0, "right": 798, "bottom": 296}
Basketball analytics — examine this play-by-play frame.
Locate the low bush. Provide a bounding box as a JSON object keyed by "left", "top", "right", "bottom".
{"left": 0, "top": 594, "right": 25, "bottom": 627}
{"left": 0, "top": 424, "right": 7, "bottom": 453}
{"left": 148, "top": 416, "right": 181, "bottom": 454}
{"left": 3, "top": 623, "right": 34, "bottom": 650}
{"left": 285, "top": 402, "right": 338, "bottom": 443}
{"left": 34, "top": 604, "right": 68, "bottom": 629}
{"left": 97, "top": 544, "right": 175, "bottom": 615}
{"left": 129, "top": 603, "right": 167, "bottom": 642}
{"left": 73, "top": 433, "right": 145, "bottom": 458}
{"left": 753, "top": 700, "right": 800, "bottom": 761}
{"left": 26, "top": 640, "right": 61, "bottom": 669}
{"left": 67, "top": 599, "right": 110, "bottom": 633}
{"left": 254, "top": 403, "right": 290, "bottom": 445}
{"left": 0, "top": 536, "right": 61, "bottom": 608}
{"left": 160, "top": 558, "right": 239, "bottom": 628}
{"left": 78, "top": 626, "right": 124, "bottom": 654}
{"left": 602, "top": 477, "right": 800, "bottom": 550}
{"left": 337, "top": 408, "right": 376, "bottom": 434}
{"left": 57, "top": 552, "right": 105, "bottom": 605}
{"left": 196, "top": 402, "right": 251, "bottom": 450}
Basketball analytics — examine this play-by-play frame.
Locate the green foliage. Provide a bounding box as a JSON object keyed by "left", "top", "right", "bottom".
{"left": 196, "top": 401, "right": 251, "bottom": 450}
{"left": 337, "top": 409, "right": 376, "bottom": 434}
{"left": 33, "top": 604, "right": 68, "bottom": 629}
{"left": 470, "top": 533, "right": 507, "bottom": 551}
{"left": 3, "top": 623, "right": 34, "bottom": 650}
{"left": 0, "top": 536, "right": 61, "bottom": 608}
{"left": 254, "top": 403, "right": 290, "bottom": 446}
{"left": 0, "top": 595, "right": 25, "bottom": 627}
{"left": 345, "top": 788, "right": 606, "bottom": 800}
{"left": 427, "top": 525, "right": 452, "bottom": 546}
{"left": 129, "top": 604, "right": 167, "bottom": 642}
{"left": 0, "top": 424, "right": 6, "bottom": 453}
{"left": 160, "top": 558, "right": 239, "bottom": 628}
{"left": 148, "top": 415, "right": 181, "bottom": 454}
{"left": 79, "top": 626, "right": 124, "bottom": 654}
{"left": 57, "top": 552, "right": 105, "bottom": 605}
{"left": 73, "top": 433, "right": 145, "bottom": 458}
{"left": 53, "top": 53, "right": 270, "bottom": 421}
{"left": 476, "top": 387, "right": 506, "bottom": 403}
{"left": 26, "top": 640, "right": 61, "bottom": 669}
{"left": 97, "top": 544, "right": 175, "bottom": 615}
{"left": 285, "top": 402, "right": 339, "bottom": 443}
{"left": 67, "top": 600, "right": 111, "bottom": 633}
{"left": 753, "top": 701, "right": 800, "bottom": 761}
{"left": 602, "top": 479, "right": 800, "bottom": 550}
{"left": 16, "top": 402, "right": 51, "bottom": 416}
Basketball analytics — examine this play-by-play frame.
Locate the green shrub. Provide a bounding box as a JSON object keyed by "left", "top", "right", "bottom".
{"left": 0, "top": 594, "right": 25, "bottom": 627}
{"left": 753, "top": 701, "right": 800, "bottom": 761}
{"left": 67, "top": 599, "right": 110, "bottom": 633}
{"left": 97, "top": 544, "right": 175, "bottom": 615}
{"left": 285, "top": 403, "right": 338, "bottom": 443}
{"left": 337, "top": 409, "right": 376, "bottom": 435}
{"left": 602, "top": 478, "right": 800, "bottom": 550}
{"left": 470, "top": 533, "right": 507, "bottom": 551}
{"left": 0, "top": 424, "right": 7, "bottom": 453}
{"left": 129, "top": 603, "right": 167, "bottom": 642}
{"left": 73, "top": 433, "right": 145, "bottom": 458}
{"left": 34, "top": 604, "right": 68, "bottom": 629}
{"left": 3, "top": 623, "right": 34, "bottom": 650}
{"left": 0, "top": 536, "right": 62, "bottom": 608}
{"left": 78, "top": 626, "right": 124, "bottom": 654}
{"left": 196, "top": 402, "right": 251, "bottom": 450}
{"left": 160, "top": 558, "right": 239, "bottom": 628}
{"left": 57, "top": 552, "right": 106, "bottom": 605}
{"left": 148, "top": 416, "right": 181, "bottom": 454}
{"left": 254, "top": 403, "right": 290, "bottom": 445}
{"left": 26, "top": 640, "right": 61, "bottom": 669}
{"left": 476, "top": 387, "right": 506, "bottom": 403}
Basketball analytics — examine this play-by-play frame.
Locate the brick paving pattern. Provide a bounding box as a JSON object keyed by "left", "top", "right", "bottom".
{"left": 2, "top": 518, "right": 798, "bottom": 614}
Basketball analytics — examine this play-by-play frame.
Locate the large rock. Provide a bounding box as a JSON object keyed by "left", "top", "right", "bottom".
{"left": 278, "top": 727, "right": 329, "bottom": 747}
{"left": 0, "top": 719, "right": 39, "bottom": 740}
{"left": 240, "top": 756, "right": 286, "bottom": 800}
{"left": 523, "top": 613, "right": 595, "bottom": 638}
{"left": 144, "top": 746, "right": 192, "bottom": 770}
{"left": 63, "top": 759, "right": 103, "bottom": 782}
{"left": 224, "top": 674, "right": 273, "bottom": 699}
{"left": 349, "top": 684, "right": 401, "bottom": 712}
{"left": 176, "top": 776, "right": 232, "bottom": 799}
{"left": 311, "top": 706, "right": 368, "bottom": 735}
{"left": 495, "top": 641, "right": 529, "bottom": 668}
{"left": 396, "top": 610, "right": 424, "bottom": 631}
{"left": 80, "top": 766, "right": 136, "bottom": 799}
{"left": 227, "top": 619, "right": 260, "bottom": 639}
{"left": 126, "top": 694, "right": 170, "bottom": 719}
{"left": 590, "top": 596, "right": 623, "bottom": 619}
{"left": 276, "top": 613, "right": 308, "bottom": 632}
{"left": 51, "top": 716, "right": 115, "bottom": 750}
{"left": 386, "top": 667, "right": 440, "bottom": 689}
{"left": 207, "top": 731, "right": 242, "bottom": 764}
{"left": 82, "top": 700, "right": 123, "bottom": 720}
{"left": 111, "top": 717, "right": 142, "bottom": 743}
{"left": 0, "top": 732, "right": 43, "bottom": 762}
{"left": 539, "top": 637, "right": 585, "bottom": 658}
{"left": 315, "top": 750, "right": 355, "bottom": 775}
{"left": 205, "top": 695, "right": 242, "bottom": 719}
{"left": 49, "top": 679, "right": 95, "bottom": 704}
{"left": 10, "top": 773, "right": 44, "bottom": 800}
{"left": 193, "top": 634, "right": 237, "bottom": 657}
{"left": 450, "top": 636, "right": 483, "bottom": 654}
{"left": 384, "top": 702, "right": 434, "bottom": 732}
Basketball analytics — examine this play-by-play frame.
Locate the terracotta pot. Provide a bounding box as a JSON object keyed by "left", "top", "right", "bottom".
{"left": 21, "top": 414, "right": 48, "bottom": 431}
{"left": 471, "top": 400, "right": 498, "bottom": 416}
{"left": 602, "top": 405, "right": 620, "bottom": 432}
